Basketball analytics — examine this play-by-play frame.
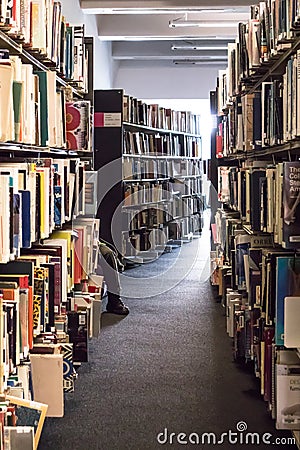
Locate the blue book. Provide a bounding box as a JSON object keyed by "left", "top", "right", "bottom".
{"left": 54, "top": 185, "right": 62, "bottom": 227}
{"left": 19, "top": 190, "right": 31, "bottom": 248}
{"left": 275, "top": 256, "right": 300, "bottom": 345}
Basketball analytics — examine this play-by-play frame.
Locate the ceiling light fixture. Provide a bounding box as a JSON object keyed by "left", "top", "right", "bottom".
{"left": 83, "top": 7, "right": 249, "bottom": 15}
{"left": 171, "top": 45, "right": 228, "bottom": 51}
{"left": 173, "top": 59, "right": 227, "bottom": 65}
{"left": 169, "top": 20, "right": 238, "bottom": 28}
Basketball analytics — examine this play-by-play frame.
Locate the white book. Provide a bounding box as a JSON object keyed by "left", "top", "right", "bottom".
{"left": 30, "top": 0, "right": 46, "bottom": 52}
{"left": 284, "top": 297, "right": 300, "bottom": 348}
{"left": 261, "top": 82, "right": 273, "bottom": 146}
{"left": 274, "top": 163, "right": 283, "bottom": 244}
{"left": 0, "top": 65, "right": 13, "bottom": 142}
{"left": 30, "top": 354, "right": 64, "bottom": 417}
{"left": 46, "top": 70, "right": 57, "bottom": 147}
{"left": 0, "top": 175, "right": 10, "bottom": 263}
{"left": 21, "top": 64, "right": 35, "bottom": 144}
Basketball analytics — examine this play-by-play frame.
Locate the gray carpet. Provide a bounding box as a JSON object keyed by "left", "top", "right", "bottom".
{"left": 39, "top": 222, "right": 297, "bottom": 450}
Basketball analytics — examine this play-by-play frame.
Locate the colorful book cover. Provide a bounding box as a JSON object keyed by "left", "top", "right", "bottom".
{"left": 275, "top": 256, "right": 300, "bottom": 345}
{"left": 32, "top": 294, "right": 41, "bottom": 331}
{"left": 282, "top": 162, "right": 300, "bottom": 248}
{"left": 66, "top": 101, "right": 91, "bottom": 151}
{"left": 54, "top": 185, "right": 62, "bottom": 227}
{"left": 60, "top": 343, "right": 76, "bottom": 392}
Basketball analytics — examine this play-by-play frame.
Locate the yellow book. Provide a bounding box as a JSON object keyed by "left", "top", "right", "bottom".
{"left": 51, "top": 230, "right": 74, "bottom": 291}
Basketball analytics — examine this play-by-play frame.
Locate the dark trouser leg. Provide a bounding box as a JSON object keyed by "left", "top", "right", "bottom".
{"left": 99, "top": 245, "right": 129, "bottom": 315}
{"left": 101, "top": 250, "right": 121, "bottom": 302}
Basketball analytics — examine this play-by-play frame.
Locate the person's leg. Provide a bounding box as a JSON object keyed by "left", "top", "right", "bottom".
{"left": 99, "top": 243, "right": 129, "bottom": 315}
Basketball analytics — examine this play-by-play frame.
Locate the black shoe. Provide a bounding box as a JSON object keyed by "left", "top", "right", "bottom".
{"left": 106, "top": 299, "right": 129, "bottom": 315}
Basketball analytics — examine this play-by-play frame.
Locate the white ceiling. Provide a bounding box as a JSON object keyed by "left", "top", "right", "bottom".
{"left": 80, "top": 0, "right": 251, "bottom": 67}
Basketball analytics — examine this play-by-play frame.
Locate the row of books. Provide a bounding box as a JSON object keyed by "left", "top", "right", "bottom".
{"left": 226, "top": 295, "right": 300, "bottom": 430}
{"left": 124, "top": 181, "right": 173, "bottom": 207}
{"left": 1, "top": 0, "right": 88, "bottom": 89}
{"left": 212, "top": 208, "right": 300, "bottom": 430}
{"left": 123, "top": 156, "right": 202, "bottom": 181}
{"left": 122, "top": 226, "right": 168, "bottom": 256}
{"left": 218, "top": 0, "right": 300, "bottom": 106}
{"left": 122, "top": 212, "right": 203, "bottom": 258}
{"left": 123, "top": 196, "right": 203, "bottom": 231}
{"left": 217, "top": 61, "right": 300, "bottom": 156}
{"left": 123, "top": 95, "right": 201, "bottom": 135}
{"left": 218, "top": 161, "right": 300, "bottom": 249}
{"left": 0, "top": 219, "right": 102, "bottom": 416}
{"left": 0, "top": 158, "right": 97, "bottom": 263}
{"left": 0, "top": 54, "right": 91, "bottom": 149}
{"left": 123, "top": 130, "right": 201, "bottom": 158}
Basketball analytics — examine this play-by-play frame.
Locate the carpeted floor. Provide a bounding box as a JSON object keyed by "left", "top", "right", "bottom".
{"left": 39, "top": 219, "right": 297, "bottom": 450}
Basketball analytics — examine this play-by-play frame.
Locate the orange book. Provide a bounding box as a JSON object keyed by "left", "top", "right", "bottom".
{"left": 1, "top": 288, "right": 18, "bottom": 301}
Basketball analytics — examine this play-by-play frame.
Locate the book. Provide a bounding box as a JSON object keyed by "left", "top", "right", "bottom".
{"left": 19, "top": 190, "right": 31, "bottom": 248}
{"left": 3, "top": 426, "right": 34, "bottom": 450}
{"left": 6, "top": 395, "right": 48, "bottom": 448}
{"left": 34, "top": 71, "right": 48, "bottom": 147}
{"left": 276, "top": 350, "right": 300, "bottom": 430}
{"left": 67, "top": 310, "right": 88, "bottom": 362}
{"left": 282, "top": 162, "right": 300, "bottom": 248}
{"left": 284, "top": 297, "right": 300, "bottom": 348}
{"left": 275, "top": 256, "right": 300, "bottom": 346}
{"left": 0, "top": 64, "right": 13, "bottom": 142}
{"left": 30, "top": 354, "right": 64, "bottom": 417}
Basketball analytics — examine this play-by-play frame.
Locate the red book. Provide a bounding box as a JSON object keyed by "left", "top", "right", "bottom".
{"left": 0, "top": 275, "right": 29, "bottom": 288}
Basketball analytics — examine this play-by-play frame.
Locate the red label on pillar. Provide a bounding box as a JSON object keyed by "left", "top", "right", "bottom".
{"left": 94, "top": 112, "right": 104, "bottom": 127}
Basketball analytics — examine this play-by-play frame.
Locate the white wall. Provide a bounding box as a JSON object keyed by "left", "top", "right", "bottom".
{"left": 113, "top": 61, "right": 221, "bottom": 100}
{"left": 60, "top": 0, "right": 114, "bottom": 88}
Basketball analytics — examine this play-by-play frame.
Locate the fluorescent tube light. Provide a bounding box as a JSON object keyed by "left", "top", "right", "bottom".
{"left": 169, "top": 20, "right": 238, "bottom": 28}
{"left": 171, "top": 45, "right": 228, "bottom": 51}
